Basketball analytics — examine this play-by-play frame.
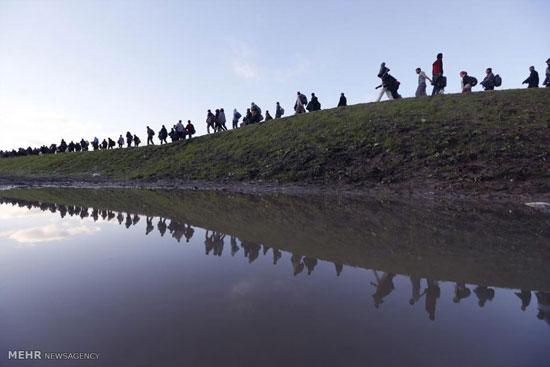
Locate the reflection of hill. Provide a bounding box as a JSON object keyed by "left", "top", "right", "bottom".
{"left": 1, "top": 188, "right": 549, "bottom": 290}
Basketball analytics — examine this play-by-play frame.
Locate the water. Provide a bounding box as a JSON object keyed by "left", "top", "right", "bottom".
{"left": 0, "top": 188, "right": 549, "bottom": 367}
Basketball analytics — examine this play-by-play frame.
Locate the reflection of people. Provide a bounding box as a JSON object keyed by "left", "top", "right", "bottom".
{"left": 425, "top": 279, "right": 440, "bottom": 321}
{"left": 213, "top": 232, "right": 225, "bottom": 257}
{"left": 474, "top": 286, "right": 495, "bottom": 307}
{"left": 273, "top": 249, "right": 282, "bottom": 265}
{"left": 291, "top": 254, "right": 304, "bottom": 276}
{"left": 409, "top": 275, "right": 426, "bottom": 305}
{"left": 536, "top": 292, "right": 550, "bottom": 327}
{"left": 157, "top": 218, "right": 167, "bottom": 237}
{"left": 242, "top": 241, "right": 261, "bottom": 263}
{"left": 125, "top": 214, "right": 132, "bottom": 228}
{"left": 515, "top": 290, "right": 532, "bottom": 311}
{"left": 263, "top": 246, "right": 270, "bottom": 256}
{"left": 303, "top": 257, "right": 318, "bottom": 275}
{"left": 132, "top": 214, "right": 140, "bottom": 225}
{"left": 145, "top": 216, "right": 154, "bottom": 235}
{"left": 230, "top": 236, "right": 240, "bottom": 256}
{"left": 204, "top": 230, "right": 215, "bottom": 255}
{"left": 370, "top": 271, "right": 396, "bottom": 308}
{"left": 183, "top": 224, "right": 194, "bottom": 243}
{"left": 334, "top": 263, "right": 343, "bottom": 276}
{"left": 117, "top": 212, "right": 124, "bottom": 225}
{"left": 453, "top": 282, "right": 471, "bottom": 303}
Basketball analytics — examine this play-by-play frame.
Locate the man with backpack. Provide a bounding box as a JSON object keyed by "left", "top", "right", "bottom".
{"left": 431, "top": 53, "right": 445, "bottom": 96}
{"left": 415, "top": 68, "right": 432, "bottom": 97}
{"left": 294, "top": 91, "right": 307, "bottom": 114}
{"left": 185, "top": 120, "right": 196, "bottom": 139}
{"left": 307, "top": 93, "right": 321, "bottom": 111}
{"left": 275, "top": 102, "right": 285, "bottom": 118}
{"left": 480, "top": 68, "right": 496, "bottom": 91}
{"left": 460, "top": 71, "right": 477, "bottom": 93}
{"left": 160, "top": 124, "right": 169, "bottom": 144}
{"left": 375, "top": 62, "right": 401, "bottom": 102}
{"left": 146, "top": 126, "right": 155, "bottom": 145}
{"left": 523, "top": 66, "right": 539, "bottom": 88}
{"left": 232, "top": 109, "right": 241, "bottom": 128}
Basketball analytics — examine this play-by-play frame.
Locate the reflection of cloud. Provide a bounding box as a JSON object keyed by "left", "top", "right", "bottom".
{"left": 1, "top": 223, "right": 100, "bottom": 245}
{"left": 0, "top": 205, "right": 42, "bottom": 220}
{"left": 230, "top": 279, "right": 256, "bottom": 296}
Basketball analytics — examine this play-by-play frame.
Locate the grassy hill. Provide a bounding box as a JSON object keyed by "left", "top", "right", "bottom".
{"left": 1, "top": 88, "right": 549, "bottom": 194}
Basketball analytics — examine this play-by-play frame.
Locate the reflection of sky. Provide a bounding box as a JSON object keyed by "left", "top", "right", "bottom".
{"left": 1, "top": 222, "right": 99, "bottom": 245}
{"left": 1, "top": 202, "right": 549, "bottom": 366}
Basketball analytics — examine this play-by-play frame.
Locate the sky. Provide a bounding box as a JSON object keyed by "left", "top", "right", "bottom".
{"left": 0, "top": 0, "right": 549, "bottom": 150}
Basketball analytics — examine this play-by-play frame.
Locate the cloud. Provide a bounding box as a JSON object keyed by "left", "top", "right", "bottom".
{"left": 0, "top": 222, "right": 100, "bottom": 245}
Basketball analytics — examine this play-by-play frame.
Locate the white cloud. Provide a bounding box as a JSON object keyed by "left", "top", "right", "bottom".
{"left": 0, "top": 222, "right": 100, "bottom": 245}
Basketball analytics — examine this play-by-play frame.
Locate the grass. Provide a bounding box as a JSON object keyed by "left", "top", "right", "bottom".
{"left": 1, "top": 88, "right": 549, "bottom": 190}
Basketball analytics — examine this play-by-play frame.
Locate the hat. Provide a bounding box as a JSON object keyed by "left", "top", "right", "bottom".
{"left": 460, "top": 71, "right": 467, "bottom": 76}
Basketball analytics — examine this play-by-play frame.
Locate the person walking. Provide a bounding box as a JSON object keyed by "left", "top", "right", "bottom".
{"left": 480, "top": 68, "right": 496, "bottom": 91}
{"left": 185, "top": 120, "right": 195, "bottom": 139}
{"left": 431, "top": 53, "right": 444, "bottom": 96}
{"left": 265, "top": 110, "right": 273, "bottom": 121}
{"left": 544, "top": 58, "right": 550, "bottom": 87}
{"left": 250, "top": 102, "right": 263, "bottom": 123}
{"left": 232, "top": 109, "right": 241, "bottom": 129}
{"left": 125, "top": 131, "right": 133, "bottom": 147}
{"left": 206, "top": 110, "right": 215, "bottom": 134}
{"left": 117, "top": 135, "right": 124, "bottom": 148}
{"left": 376, "top": 62, "right": 401, "bottom": 101}
{"left": 175, "top": 121, "right": 184, "bottom": 140}
{"left": 146, "top": 126, "right": 155, "bottom": 145}
{"left": 275, "top": 102, "right": 285, "bottom": 118}
{"left": 337, "top": 93, "right": 347, "bottom": 107}
{"left": 133, "top": 134, "right": 141, "bottom": 147}
{"left": 307, "top": 93, "right": 321, "bottom": 111}
{"left": 523, "top": 66, "right": 539, "bottom": 88}
{"left": 218, "top": 108, "right": 227, "bottom": 131}
{"left": 415, "top": 68, "right": 432, "bottom": 97}
{"left": 159, "top": 125, "right": 168, "bottom": 144}
{"left": 294, "top": 91, "right": 307, "bottom": 114}
{"left": 460, "top": 71, "right": 477, "bottom": 93}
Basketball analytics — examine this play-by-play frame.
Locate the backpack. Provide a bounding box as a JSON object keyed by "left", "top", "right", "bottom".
{"left": 494, "top": 74, "right": 502, "bottom": 87}
{"left": 438, "top": 76, "right": 447, "bottom": 88}
{"left": 280, "top": 107, "right": 285, "bottom": 115}
{"left": 470, "top": 77, "right": 478, "bottom": 86}
{"left": 394, "top": 80, "right": 401, "bottom": 90}
{"left": 299, "top": 94, "right": 307, "bottom": 105}
{"left": 235, "top": 112, "right": 241, "bottom": 120}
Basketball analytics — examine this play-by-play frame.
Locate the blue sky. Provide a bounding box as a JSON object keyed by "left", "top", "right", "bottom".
{"left": 0, "top": 0, "right": 549, "bottom": 150}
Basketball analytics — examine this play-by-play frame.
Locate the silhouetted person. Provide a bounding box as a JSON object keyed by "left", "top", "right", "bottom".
{"left": 108, "top": 138, "right": 115, "bottom": 149}
{"left": 306, "top": 93, "right": 321, "bottom": 111}
{"left": 145, "top": 216, "right": 154, "bottom": 235}
{"left": 186, "top": 120, "right": 195, "bottom": 139}
{"left": 242, "top": 241, "right": 261, "bottom": 263}
{"left": 146, "top": 126, "right": 155, "bottom": 145}
{"left": 160, "top": 124, "right": 169, "bottom": 143}
{"left": 304, "top": 257, "right": 318, "bottom": 275}
{"left": 132, "top": 214, "right": 140, "bottom": 225}
{"left": 126, "top": 131, "right": 133, "bottom": 147}
{"left": 116, "top": 212, "right": 124, "bottom": 224}
{"left": 337, "top": 93, "right": 347, "bottom": 107}
{"left": 515, "top": 290, "right": 532, "bottom": 311}
{"left": 133, "top": 134, "right": 141, "bottom": 147}
{"left": 213, "top": 232, "right": 225, "bottom": 256}
{"left": 415, "top": 67, "right": 432, "bottom": 97}
{"left": 432, "top": 52, "right": 444, "bottom": 95}
{"left": 205, "top": 230, "right": 215, "bottom": 255}
{"left": 453, "top": 282, "right": 471, "bottom": 303}
{"left": 291, "top": 254, "right": 304, "bottom": 276}
{"left": 125, "top": 213, "right": 132, "bottom": 228}
{"left": 265, "top": 110, "right": 273, "bottom": 121}
{"left": 334, "top": 263, "right": 343, "bottom": 276}
{"left": 474, "top": 286, "right": 495, "bottom": 307}
{"left": 522, "top": 66, "right": 539, "bottom": 88}
{"left": 294, "top": 91, "right": 307, "bottom": 114}
{"left": 425, "top": 279, "right": 440, "bottom": 321}
{"left": 101, "top": 139, "right": 108, "bottom": 149}
{"left": 275, "top": 102, "right": 284, "bottom": 119}
{"left": 232, "top": 109, "right": 241, "bottom": 128}
{"left": 376, "top": 62, "right": 401, "bottom": 101}
{"left": 117, "top": 135, "right": 124, "bottom": 148}
{"left": 371, "top": 271, "right": 396, "bottom": 308}
{"left": 409, "top": 275, "right": 426, "bottom": 305}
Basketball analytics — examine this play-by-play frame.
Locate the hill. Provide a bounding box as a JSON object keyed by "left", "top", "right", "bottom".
{"left": 1, "top": 88, "right": 549, "bottom": 196}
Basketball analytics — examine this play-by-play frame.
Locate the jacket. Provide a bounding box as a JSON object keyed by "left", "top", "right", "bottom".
{"left": 523, "top": 70, "right": 539, "bottom": 88}
{"left": 432, "top": 59, "right": 443, "bottom": 75}
{"left": 338, "top": 96, "right": 347, "bottom": 107}
{"left": 481, "top": 73, "right": 495, "bottom": 89}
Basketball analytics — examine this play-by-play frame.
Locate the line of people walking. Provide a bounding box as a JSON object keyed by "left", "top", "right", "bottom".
{"left": 1, "top": 56, "right": 548, "bottom": 157}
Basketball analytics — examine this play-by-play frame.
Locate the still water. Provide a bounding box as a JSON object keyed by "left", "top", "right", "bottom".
{"left": 0, "top": 188, "right": 549, "bottom": 367}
